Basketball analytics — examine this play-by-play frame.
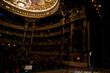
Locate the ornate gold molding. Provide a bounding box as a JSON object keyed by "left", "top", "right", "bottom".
{"left": 1, "top": 0, "right": 59, "bottom": 18}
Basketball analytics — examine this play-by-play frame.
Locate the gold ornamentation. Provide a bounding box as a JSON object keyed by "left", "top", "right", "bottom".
{"left": 36, "top": 0, "right": 45, "bottom": 5}
{"left": 45, "top": 0, "right": 52, "bottom": 3}
{"left": 2, "top": 0, "right": 59, "bottom": 18}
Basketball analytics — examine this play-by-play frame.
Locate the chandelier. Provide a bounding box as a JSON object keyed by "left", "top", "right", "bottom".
{"left": 1, "top": 0, "right": 59, "bottom": 18}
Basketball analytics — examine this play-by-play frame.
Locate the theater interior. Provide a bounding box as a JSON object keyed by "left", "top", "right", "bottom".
{"left": 0, "top": 0, "right": 108, "bottom": 73}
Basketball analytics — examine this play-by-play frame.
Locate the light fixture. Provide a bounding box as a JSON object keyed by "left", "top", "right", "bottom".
{"left": 76, "top": 57, "right": 80, "bottom": 60}
{"left": 8, "top": 43, "right": 11, "bottom": 47}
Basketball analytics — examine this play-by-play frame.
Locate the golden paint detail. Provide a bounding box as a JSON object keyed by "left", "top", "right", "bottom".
{"left": 1, "top": 0, "right": 59, "bottom": 18}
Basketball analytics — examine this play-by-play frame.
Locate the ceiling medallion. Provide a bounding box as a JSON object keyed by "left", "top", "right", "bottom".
{"left": 1, "top": 0, "right": 59, "bottom": 18}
